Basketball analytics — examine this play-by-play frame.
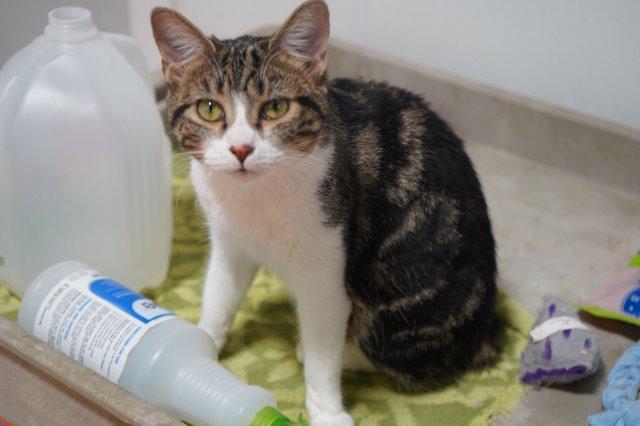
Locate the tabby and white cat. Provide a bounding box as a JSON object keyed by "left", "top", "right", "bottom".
{"left": 152, "top": 1, "right": 501, "bottom": 424}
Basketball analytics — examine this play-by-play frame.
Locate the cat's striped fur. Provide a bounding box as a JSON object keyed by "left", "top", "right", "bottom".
{"left": 322, "top": 79, "right": 501, "bottom": 385}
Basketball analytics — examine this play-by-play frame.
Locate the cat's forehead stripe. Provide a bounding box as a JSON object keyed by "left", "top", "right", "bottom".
{"left": 214, "top": 36, "right": 269, "bottom": 91}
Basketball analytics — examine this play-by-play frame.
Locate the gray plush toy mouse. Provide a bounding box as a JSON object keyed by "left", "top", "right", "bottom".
{"left": 521, "top": 295, "right": 601, "bottom": 386}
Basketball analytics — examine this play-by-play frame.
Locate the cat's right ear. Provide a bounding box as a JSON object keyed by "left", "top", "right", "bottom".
{"left": 151, "top": 8, "right": 217, "bottom": 83}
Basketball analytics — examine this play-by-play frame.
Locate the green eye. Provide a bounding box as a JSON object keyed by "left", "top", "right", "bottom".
{"left": 261, "top": 98, "right": 289, "bottom": 120}
{"left": 196, "top": 100, "right": 224, "bottom": 122}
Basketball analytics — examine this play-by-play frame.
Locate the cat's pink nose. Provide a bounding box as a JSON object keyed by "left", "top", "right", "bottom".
{"left": 229, "top": 145, "right": 254, "bottom": 164}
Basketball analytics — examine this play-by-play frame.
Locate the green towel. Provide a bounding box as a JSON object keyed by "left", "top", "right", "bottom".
{"left": 0, "top": 153, "right": 533, "bottom": 425}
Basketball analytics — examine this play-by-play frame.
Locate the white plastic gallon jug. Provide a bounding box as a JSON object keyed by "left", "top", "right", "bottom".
{"left": 0, "top": 7, "right": 172, "bottom": 296}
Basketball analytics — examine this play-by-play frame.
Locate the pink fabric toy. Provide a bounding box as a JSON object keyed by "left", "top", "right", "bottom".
{"left": 582, "top": 251, "right": 640, "bottom": 326}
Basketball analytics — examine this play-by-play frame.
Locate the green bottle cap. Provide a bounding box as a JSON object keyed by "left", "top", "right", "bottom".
{"left": 250, "top": 407, "right": 293, "bottom": 426}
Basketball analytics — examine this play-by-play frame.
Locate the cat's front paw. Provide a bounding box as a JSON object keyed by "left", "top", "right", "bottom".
{"left": 311, "top": 412, "right": 354, "bottom": 426}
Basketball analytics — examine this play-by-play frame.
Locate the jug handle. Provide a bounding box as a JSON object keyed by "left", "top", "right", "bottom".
{"left": 103, "top": 32, "right": 154, "bottom": 95}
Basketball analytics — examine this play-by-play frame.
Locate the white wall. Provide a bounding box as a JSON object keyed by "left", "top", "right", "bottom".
{"left": 362, "top": 0, "right": 640, "bottom": 131}
{"left": 130, "top": 0, "right": 640, "bottom": 131}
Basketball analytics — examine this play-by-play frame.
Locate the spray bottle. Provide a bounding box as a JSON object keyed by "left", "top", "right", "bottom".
{"left": 18, "top": 260, "right": 291, "bottom": 426}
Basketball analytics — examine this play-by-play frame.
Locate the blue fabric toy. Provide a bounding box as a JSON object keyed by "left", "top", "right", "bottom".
{"left": 589, "top": 340, "right": 640, "bottom": 425}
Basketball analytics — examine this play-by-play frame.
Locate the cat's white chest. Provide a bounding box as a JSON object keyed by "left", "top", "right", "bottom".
{"left": 219, "top": 181, "right": 325, "bottom": 266}
{"left": 191, "top": 149, "right": 342, "bottom": 274}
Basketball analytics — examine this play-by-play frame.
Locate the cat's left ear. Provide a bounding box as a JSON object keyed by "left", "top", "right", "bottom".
{"left": 269, "top": 0, "right": 330, "bottom": 76}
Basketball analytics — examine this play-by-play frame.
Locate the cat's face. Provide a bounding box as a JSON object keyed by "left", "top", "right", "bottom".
{"left": 151, "top": 1, "right": 329, "bottom": 179}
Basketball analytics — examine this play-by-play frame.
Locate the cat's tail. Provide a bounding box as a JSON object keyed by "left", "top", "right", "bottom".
{"left": 365, "top": 305, "right": 505, "bottom": 392}
{"left": 469, "top": 313, "right": 505, "bottom": 369}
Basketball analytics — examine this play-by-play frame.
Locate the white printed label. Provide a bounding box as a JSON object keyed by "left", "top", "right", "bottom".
{"left": 529, "top": 316, "right": 589, "bottom": 342}
{"left": 33, "top": 269, "right": 175, "bottom": 383}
